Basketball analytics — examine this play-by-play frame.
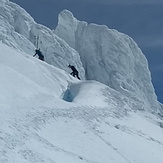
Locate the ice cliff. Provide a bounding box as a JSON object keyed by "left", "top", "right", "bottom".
{"left": 0, "top": 1, "right": 161, "bottom": 112}
{"left": 54, "top": 9, "right": 160, "bottom": 112}
{"left": 0, "top": 0, "right": 85, "bottom": 78}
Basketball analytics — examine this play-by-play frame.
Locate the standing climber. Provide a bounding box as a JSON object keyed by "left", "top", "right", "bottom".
{"left": 68, "top": 65, "right": 80, "bottom": 80}
{"left": 33, "top": 49, "right": 44, "bottom": 61}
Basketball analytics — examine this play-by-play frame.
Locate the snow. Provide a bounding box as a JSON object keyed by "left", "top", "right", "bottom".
{"left": 0, "top": 41, "right": 163, "bottom": 163}
{"left": 0, "top": 0, "right": 163, "bottom": 162}
{"left": 54, "top": 10, "right": 160, "bottom": 112}
{"left": 0, "top": 1, "right": 85, "bottom": 79}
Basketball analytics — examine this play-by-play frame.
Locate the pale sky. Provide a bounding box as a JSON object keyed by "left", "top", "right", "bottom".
{"left": 10, "top": 0, "right": 163, "bottom": 103}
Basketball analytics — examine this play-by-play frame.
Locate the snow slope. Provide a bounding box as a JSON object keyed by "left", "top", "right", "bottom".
{"left": 1, "top": 42, "right": 163, "bottom": 163}
{"left": 0, "top": 0, "right": 163, "bottom": 162}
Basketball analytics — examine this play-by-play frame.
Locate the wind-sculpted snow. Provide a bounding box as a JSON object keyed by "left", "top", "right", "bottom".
{"left": 0, "top": 2, "right": 163, "bottom": 162}
{"left": 54, "top": 9, "right": 160, "bottom": 112}
{"left": 0, "top": 0, "right": 85, "bottom": 79}
{"left": 0, "top": 0, "right": 161, "bottom": 111}
{"left": 63, "top": 81, "right": 109, "bottom": 106}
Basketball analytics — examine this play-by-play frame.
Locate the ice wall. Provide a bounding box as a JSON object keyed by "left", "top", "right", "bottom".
{"left": 0, "top": 1, "right": 85, "bottom": 79}
{"left": 54, "top": 10, "right": 160, "bottom": 112}
{"left": 0, "top": 0, "right": 160, "bottom": 112}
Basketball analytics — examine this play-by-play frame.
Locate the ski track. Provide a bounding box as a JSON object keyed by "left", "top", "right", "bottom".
{"left": 1, "top": 101, "right": 163, "bottom": 163}
{"left": 0, "top": 104, "right": 126, "bottom": 163}
{"left": 91, "top": 129, "right": 132, "bottom": 163}
{"left": 32, "top": 133, "right": 98, "bottom": 163}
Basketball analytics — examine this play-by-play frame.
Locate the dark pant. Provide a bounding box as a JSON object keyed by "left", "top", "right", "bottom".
{"left": 39, "top": 56, "right": 44, "bottom": 61}
{"left": 71, "top": 72, "right": 80, "bottom": 80}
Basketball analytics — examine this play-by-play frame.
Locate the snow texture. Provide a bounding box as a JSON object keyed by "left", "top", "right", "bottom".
{"left": 54, "top": 9, "right": 160, "bottom": 112}
{"left": 0, "top": 1, "right": 85, "bottom": 79}
{"left": 0, "top": 1, "right": 163, "bottom": 163}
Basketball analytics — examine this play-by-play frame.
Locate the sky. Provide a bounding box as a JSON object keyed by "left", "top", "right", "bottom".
{"left": 10, "top": 0, "right": 163, "bottom": 103}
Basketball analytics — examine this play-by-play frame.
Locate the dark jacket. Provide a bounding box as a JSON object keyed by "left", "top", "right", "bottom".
{"left": 68, "top": 65, "right": 80, "bottom": 80}
{"left": 69, "top": 65, "right": 78, "bottom": 73}
{"left": 33, "top": 49, "right": 44, "bottom": 61}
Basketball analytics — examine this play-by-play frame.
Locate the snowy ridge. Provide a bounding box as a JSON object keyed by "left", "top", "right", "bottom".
{"left": 54, "top": 10, "right": 160, "bottom": 112}
{"left": 0, "top": 1, "right": 161, "bottom": 112}
{"left": 0, "top": 0, "right": 85, "bottom": 78}
{"left": 0, "top": 0, "right": 163, "bottom": 162}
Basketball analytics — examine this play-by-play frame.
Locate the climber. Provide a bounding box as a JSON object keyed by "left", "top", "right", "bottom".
{"left": 33, "top": 49, "right": 44, "bottom": 61}
{"left": 68, "top": 64, "right": 80, "bottom": 80}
